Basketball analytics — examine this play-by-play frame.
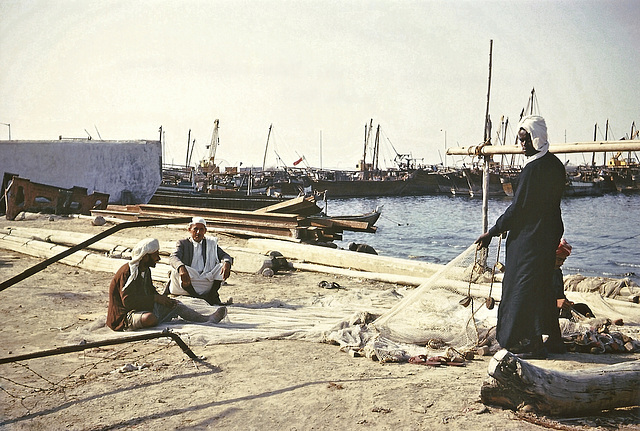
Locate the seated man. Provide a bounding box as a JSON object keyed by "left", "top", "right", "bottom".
{"left": 107, "top": 237, "right": 226, "bottom": 331}
{"left": 168, "top": 217, "right": 233, "bottom": 306}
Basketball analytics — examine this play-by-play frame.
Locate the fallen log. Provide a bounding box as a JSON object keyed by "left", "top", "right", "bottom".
{"left": 247, "top": 238, "right": 443, "bottom": 279}
{"left": 481, "top": 349, "right": 640, "bottom": 416}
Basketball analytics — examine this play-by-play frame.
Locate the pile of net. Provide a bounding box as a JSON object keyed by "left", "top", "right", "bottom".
{"left": 323, "top": 242, "right": 640, "bottom": 363}
{"left": 324, "top": 243, "right": 503, "bottom": 362}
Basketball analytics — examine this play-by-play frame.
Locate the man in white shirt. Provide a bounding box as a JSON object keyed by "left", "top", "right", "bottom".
{"left": 167, "top": 217, "right": 233, "bottom": 305}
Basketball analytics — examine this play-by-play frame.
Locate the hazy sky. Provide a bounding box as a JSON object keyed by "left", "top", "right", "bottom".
{"left": 1, "top": 0, "right": 638, "bottom": 169}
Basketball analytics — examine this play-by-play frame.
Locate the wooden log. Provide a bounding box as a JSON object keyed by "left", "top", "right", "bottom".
{"left": 0, "top": 230, "right": 269, "bottom": 276}
{"left": 247, "top": 238, "right": 443, "bottom": 279}
{"left": 0, "top": 227, "right": 174, "bottom": 256}
{"left": 481, "top": 349, "right": 640, "bottom": 416}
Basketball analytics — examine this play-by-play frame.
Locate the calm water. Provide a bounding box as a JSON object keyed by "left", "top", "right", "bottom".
{"left": 326, "top": 194, "right": 640, "bottom": 284}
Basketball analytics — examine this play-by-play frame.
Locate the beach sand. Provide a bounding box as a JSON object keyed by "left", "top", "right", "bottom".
{"left": 1, "top": 215, "right": 638, "bottom": 430}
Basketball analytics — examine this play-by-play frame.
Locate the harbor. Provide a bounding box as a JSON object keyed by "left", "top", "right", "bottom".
{"left": 2, "top": 1, "right": 640, "bottom": 430}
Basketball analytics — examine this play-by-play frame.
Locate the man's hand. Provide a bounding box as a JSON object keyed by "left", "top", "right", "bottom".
{"left": 475, "top": 232, "right": 492, "bottom": 249}
{"left": 178, "top": 265, "right": 192, "bottom": 287}
{"left": 220, "top": 261, "right": 231, "bottom": 280}
{"left": 557, "top": 298, "right": 573, "bottom": 310}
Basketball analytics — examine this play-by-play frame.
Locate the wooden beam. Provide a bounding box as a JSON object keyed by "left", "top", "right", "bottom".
{"left": 481, "top": 349, "right": 640, "bottom": 416}
{"left": 447, "top": 140, "right": 640, "bottom": 156}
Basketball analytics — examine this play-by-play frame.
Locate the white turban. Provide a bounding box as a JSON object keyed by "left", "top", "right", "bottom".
{"left": 123, "top": 238, "right": 160, "bottom": 291}
{"left": 519, "top": 115, "right": 549, "bottom": 165}
{"left": 189, "top": 217, "right": 207, "bottom": 228}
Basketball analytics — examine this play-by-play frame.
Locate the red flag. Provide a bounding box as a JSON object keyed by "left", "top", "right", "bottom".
{"left": 293, "top": 157, "right": 303, "bottom": 166}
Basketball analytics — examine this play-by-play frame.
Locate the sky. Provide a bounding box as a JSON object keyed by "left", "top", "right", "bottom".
{"left": 1, "top": 0, "right": 638, "bottom": 170}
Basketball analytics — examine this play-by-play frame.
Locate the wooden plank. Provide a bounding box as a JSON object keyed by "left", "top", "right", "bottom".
{"left": 253, "top": 196, "right": 321, "bottom": 216}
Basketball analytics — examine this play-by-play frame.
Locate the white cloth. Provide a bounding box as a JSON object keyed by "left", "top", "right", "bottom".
{"left": 190, "top": 238, "right": 205, "bottom": 272}
{"left": 123, "top": 238, "right": 159, "bottom": 291}
{"left": 169, "top": 237, "right": 223, "bottom": 296}
{"left": 519, "top": 115, "right": 550, "bottom": 166}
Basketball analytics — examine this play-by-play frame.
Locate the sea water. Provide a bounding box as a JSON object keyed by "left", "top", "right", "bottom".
{"left": 327, "top": 194, "right": 640, "bottom": 284}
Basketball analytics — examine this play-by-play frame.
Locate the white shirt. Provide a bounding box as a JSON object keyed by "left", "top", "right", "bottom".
{"left": 189, "top": 238, "right": 205, "bottom": 273}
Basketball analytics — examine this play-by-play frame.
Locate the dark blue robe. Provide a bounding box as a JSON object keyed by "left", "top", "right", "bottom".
{"left": 487, "top": 152, "right": 566, "bottom": 348}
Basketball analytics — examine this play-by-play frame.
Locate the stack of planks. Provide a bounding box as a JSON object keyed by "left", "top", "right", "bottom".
{"left": 90, "top": 196, "right": 373, "bottom": 243}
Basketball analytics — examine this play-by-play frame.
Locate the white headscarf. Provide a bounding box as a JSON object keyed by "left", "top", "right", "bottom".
{"left": 123, "top": 238, "right": 160, "bottom": 291}
{"left": 519, "top": 115, "right": 549, "bottom": 165}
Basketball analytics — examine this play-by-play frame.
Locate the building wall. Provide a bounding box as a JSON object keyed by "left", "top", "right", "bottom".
{"left": 0, "top": 140, "right": 162, "bottom": 204}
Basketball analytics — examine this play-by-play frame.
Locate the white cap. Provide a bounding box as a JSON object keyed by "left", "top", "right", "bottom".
{"left": 189, "top": 217, "right": 207, "bottom": 228}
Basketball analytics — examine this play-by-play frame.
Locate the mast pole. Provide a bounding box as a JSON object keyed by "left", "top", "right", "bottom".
{"left": 262, "top": 124, "right": 272, "bottom": 171}
{"left": 185, "top": 129, "right": 191, "bottom": 168}
{"left": 482, "top": 39, "right": 493, "bottom": 233}
{"left": 319, "top": 130, "right": 323, "bottom": 170}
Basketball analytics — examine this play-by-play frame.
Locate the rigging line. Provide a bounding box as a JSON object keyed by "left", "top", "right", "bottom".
{"left": 579, "top": 232, "right": 640, "bottom": 253}
{"left": 379, "top": 213, "right": 408, "bottom": 226}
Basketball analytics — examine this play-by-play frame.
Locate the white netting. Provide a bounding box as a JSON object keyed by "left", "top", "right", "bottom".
{"left": 324, "top": 243, "right": 506, "bottom": 361}
{"left": 372, "top": 243, "right": 501, "bottom": 347}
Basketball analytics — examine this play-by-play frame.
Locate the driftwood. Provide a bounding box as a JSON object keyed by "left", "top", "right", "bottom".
{"left": 481, "top": 349, "right": 640, "bottom": 416}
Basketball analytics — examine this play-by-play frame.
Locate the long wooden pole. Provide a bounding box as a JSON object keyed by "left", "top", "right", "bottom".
{"left": 482, "top": 40, "right": 493, "bottom": 233}
{"left": 447, "top": 140, "right": 640, "bottom": 156}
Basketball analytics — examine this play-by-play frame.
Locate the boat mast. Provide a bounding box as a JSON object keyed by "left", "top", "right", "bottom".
{"left": 319, "top": 130, "right": 323, "bottom": 170}
{"left": 361, "top": 119, "right": 373, "bottom": 173}
{"left": 262, "top": 123, "right": 273, "bottom": 171}
{"left": 374, "top": 124, "right": 381, "bottom": 170}
{"left": 604, "top": 119, "right": 609, "bottom": 165}
{"left": 481, "top": 39, "right": 493, "bottom": 233}
{"left": 591, "top": 123, "right": 597, "bottom": 166}
{"left": 185, "top": 129, "right": 191, "bottom": 168}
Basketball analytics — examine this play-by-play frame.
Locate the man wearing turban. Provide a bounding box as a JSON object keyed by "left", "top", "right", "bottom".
{"left": 475, "top": 116, "right": 566, "bottom": 359}
{"left": 167, "top": 217, "right": 234, "bottom": 306}
{"left": 107, "top": 237, "right": 226, "bottom": 331}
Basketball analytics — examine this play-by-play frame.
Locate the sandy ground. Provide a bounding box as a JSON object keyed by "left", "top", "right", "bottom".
{"left": 1, "top": 215, "right": 639, "bottom": 430}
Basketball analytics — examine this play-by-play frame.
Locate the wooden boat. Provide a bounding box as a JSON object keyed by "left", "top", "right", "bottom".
{"left": 311, "top": 175, "right": 408, "bottom": 198}
{"left": 149, "top": 189, "right": 289, "bottom": 212}
{"left": 564, "top": 165, "right": 617, "bottom": 197}
{"left": 309, "top": 206, "right": 382, "bottom": 232}
{"left": 401, "top": 169, "right": 443, "bottom": 195}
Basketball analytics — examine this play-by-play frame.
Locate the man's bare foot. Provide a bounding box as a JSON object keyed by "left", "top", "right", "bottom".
{"left": 208, "top": 306, "right": 227, "bottom": 323}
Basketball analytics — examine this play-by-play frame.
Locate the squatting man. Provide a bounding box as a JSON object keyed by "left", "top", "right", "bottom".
{"left": 107, "top": 237, "right": 227, "bottom": 331}
{"left": 166, "top": 217, "right": 234, "bottom": 306}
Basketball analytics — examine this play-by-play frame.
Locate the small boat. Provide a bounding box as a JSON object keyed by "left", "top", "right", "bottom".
{"left": 327, "top": 206, "right": 382, "bottom": 226}
{"left": 308, "top": 206, "right": 382, "bottom": 233}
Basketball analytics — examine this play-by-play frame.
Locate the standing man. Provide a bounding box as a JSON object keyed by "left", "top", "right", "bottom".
{"left": 107, "top": 237, "right": 226, "bottom": 331}
{"left": 168, "top": 217, "right": 234, "bottom": 306}
{"left": 475, "top": 115, "right": 566, "bottom": 359}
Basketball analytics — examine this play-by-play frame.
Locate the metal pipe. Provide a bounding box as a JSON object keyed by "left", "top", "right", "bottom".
{"left": 0, "top": 329, "right": 198, "bottom": 364}
{"left": 0, "top": 217, "right": 192, "bottom": 292}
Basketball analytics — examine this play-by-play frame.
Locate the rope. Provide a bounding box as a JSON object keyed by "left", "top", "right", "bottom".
{"left": 380, "top": 213, "right": 408, "bottom": 226}
{"left": 579, "top": 231, "right": 640, "bottom": 253}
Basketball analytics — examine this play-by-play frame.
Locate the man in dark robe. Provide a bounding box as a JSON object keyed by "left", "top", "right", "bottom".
{"left": 475, "top": 115, "right": 566, "bottom": 359}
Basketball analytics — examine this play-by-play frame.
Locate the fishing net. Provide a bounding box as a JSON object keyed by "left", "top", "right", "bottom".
{"left": 324, "top": 242, "right": 505, "bottom": 361}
